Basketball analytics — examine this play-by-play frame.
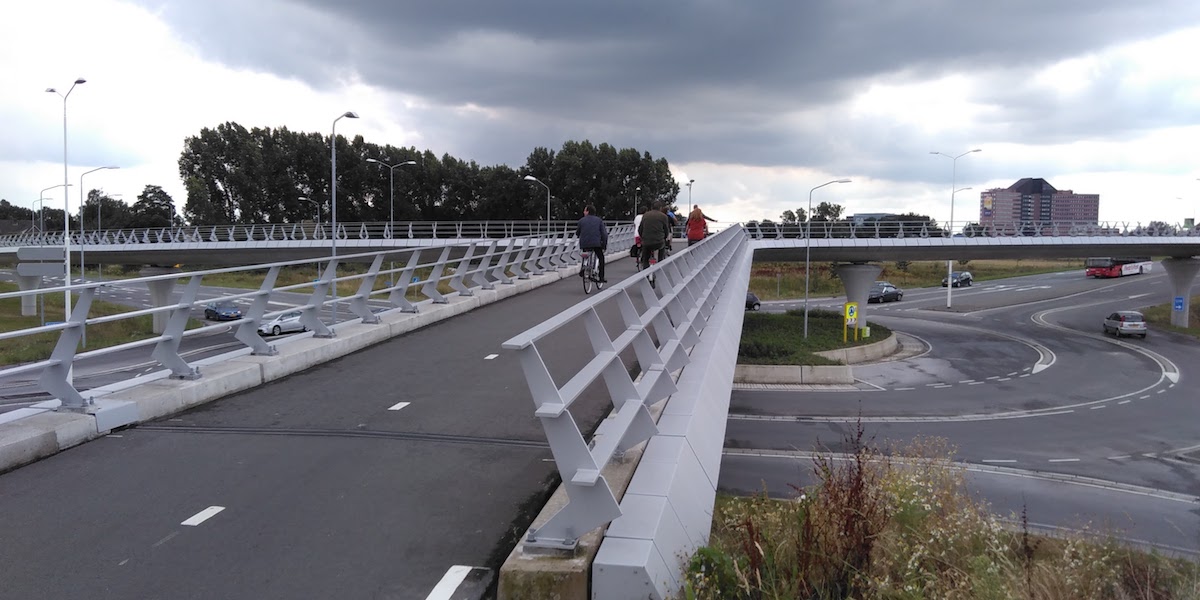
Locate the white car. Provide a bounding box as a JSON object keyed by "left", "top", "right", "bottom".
{"left": 257, "top": 310, "right": 307, "bottom": 336}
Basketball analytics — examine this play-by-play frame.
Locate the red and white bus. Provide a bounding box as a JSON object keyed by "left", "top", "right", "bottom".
{"left": 1085, "top": 257, "right": 1154, "bottom": 278}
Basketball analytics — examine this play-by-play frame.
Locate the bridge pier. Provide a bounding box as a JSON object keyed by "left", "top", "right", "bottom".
{"left": 15, "top": 275, "right": 42, "bottom": 317}
{"left": 1161, "top": 257, "right": 1200, "bottom": 328}
{"left": 834, "top": 263, "right": 882, "bottom": 331}
{"left": 141, "top": 267, "right": 182, "bottom": 334}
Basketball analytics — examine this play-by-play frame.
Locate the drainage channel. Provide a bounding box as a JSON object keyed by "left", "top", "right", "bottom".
{"left": 135, "top": 425, "right": 551, "bottom": 450}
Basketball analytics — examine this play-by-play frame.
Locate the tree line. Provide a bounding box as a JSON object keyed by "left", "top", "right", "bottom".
{"left": 177, "top": 122, "right": 681, "bottom": 226}
{"left": 0, "top": 185, "right": 179, "bottom": 233}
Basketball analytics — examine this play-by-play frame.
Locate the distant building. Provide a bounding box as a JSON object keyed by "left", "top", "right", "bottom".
{"left": 979, "top": 178, "right": 1099, "bottom": 226}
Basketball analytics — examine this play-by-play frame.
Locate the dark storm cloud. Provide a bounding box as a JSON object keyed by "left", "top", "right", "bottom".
{"left": 134, "top": 0, "right": 1200, "bottom": 175}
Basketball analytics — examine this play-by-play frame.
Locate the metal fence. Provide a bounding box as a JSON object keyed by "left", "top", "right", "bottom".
{"left": 0, "top": 226, "right": 633, "bottom": 413}
{"left": 0, "top": 220, "right": 628, "bottom": 247}
{"left": 501, "top": 225, "right": 746, "bottom": 548}
{"left": 744, "top": 219, "right": 1200, "bottom": 240}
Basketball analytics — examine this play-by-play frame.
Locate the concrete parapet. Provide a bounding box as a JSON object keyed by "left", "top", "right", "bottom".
{"left": 813, "top": 332, "right": 898, "bottom": 364}
{"left": 0, "top": 411, "right": 97, "bottom": 474}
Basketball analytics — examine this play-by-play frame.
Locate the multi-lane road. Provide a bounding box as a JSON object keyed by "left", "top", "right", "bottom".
{"left": 724, "top": 268, "right": 1200, "bottom": 555}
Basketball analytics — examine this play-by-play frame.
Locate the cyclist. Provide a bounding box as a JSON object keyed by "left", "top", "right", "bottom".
{"left": 638, "top": 200, "right": 672, "bottom": 271}
{"left": 576, "top": 205, "right": 609, "bottom": 283}
{"left": 686, "top": 204, "right": 716, "bottom": 246}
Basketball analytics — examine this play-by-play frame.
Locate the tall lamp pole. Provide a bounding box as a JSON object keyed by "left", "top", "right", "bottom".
{"left": 366, "top": 157, "right": 417, "bottom": 281}
{"left": 78, "top": 166, "right": 118, "bottom": 287}
{"left": 634, "top": 186, "right": 641, "bottom": 219}
{"left": 803, "top": 178, "right": 851, "bottom": 339}
{"left": 330, "top": 111, "right": 359, "bottom": 328}
{"left": 35, "top": 184, "right": 73, "bottom": 327}
{"left": 930, "top": 149, "right": 982, "bottom": 308}
{"left": 47, "top": 78, "right": 86, "bottom": 332}
{"left": 686, "top": 179, "right": 695, "bottom": 206}
{"left": 523, "top": 175, "right": 551, "bottom": 235}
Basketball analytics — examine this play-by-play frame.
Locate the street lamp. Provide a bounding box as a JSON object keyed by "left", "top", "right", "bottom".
{"left": 634, "top": 186, "right": 641, "bottom": 220}
{"left": 803, "top": 178, "right": 851, "bottom": 339}
{"left": 686, "top": 179, "right": 695, "bottom": 207}
{"left": 47, "top": 78, "right": 86, "bottom": 332}
{"left": 299, "top": 195, "right": 321, "bottom": 229}
{"left": 79, "top": 166, "right": 119, "bottom": 287}
{"left": 330, "top": 111, "right": 359, "bottom": 328}
{"left": 365, "top": 158, "right": 417, "bottom": 238}
{"left": 366, "top": 158, "right": 418, "bottom": 281}
{"left": 523, "top": 175, "right": 551, "bottom": 234}
{"left": 930, "top": 148, "right": 982, "bottom": 309}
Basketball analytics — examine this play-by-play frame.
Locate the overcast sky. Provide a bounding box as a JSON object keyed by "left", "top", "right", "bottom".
{"left": 4, "top": 0, "right": 1200, "bottom": 227}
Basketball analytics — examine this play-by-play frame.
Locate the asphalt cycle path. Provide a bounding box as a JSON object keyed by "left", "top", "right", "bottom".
{"left": 0, "top": 256, "right": 647, "bottom": 600}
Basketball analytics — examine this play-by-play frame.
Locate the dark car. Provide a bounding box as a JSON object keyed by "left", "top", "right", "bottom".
{"left": 204, "top": 300, "right": 243, "bottom": 321}
{"left": 1103, "top": 310, "right": 1147, "bottom": 338}
{"left": 868, "top": 282, "right": 903, "bottom": 303}
{"left": 941, "top": 271, "right": 973, "bottom": 287}
{"left": 745, "top": 292, "right": 761, "bottom": 311}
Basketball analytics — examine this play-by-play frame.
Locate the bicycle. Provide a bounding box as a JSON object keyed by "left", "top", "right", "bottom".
{"left": 581, "top": 251, "right": 604, "bottom": 294}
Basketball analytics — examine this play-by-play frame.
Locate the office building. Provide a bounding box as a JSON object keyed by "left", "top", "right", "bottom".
{"left": 980, "top": 178, "right": 1099, "bottom": 226}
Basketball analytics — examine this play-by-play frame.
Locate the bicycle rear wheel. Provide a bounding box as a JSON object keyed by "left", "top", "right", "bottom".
{"left": 582, "top": 255, "right": 594, "bottom": 294}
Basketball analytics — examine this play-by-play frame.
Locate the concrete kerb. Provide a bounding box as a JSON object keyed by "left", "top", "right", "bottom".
{"left": 732, "top": 332, "right": 899, "bottom": 385}
{"left": 0, "top": 251, "right": 623, "bottom": 475}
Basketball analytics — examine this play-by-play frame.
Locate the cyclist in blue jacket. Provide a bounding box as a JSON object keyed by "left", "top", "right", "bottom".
{"left": 576, "top": 205, "right": 609, "bottom": 283}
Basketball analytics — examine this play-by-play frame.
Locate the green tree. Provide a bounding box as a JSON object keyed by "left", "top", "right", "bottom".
{"left": 129, "top": 185, "right": 176, "bottom": 228}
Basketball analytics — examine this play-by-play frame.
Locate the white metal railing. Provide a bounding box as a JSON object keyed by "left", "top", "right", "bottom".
{"left": 0, "top": 226, "right": 634, "bottom": 412}
{"left": 742, "top": 219, "right": 1200, "bottom": 239}
{"left": 501, "top": 226, "right": 745, "bottom": 548}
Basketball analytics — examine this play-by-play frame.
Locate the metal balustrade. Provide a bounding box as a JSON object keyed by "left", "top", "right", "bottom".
{"left": 743, "top": 219, "right": 1200, "bottom": 240}
{"left": 0, "top": 220, "right": 622, "bottom": 247}
{"left": 0, "top": 226, "right": 634, "bottom": 413}
{"left": 501, "top": 226, "right": 745, "bottom": 548}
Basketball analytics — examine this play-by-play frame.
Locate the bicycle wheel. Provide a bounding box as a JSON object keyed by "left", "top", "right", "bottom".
{"left": 595, "top": 265, "right": 604, "bottom": 290}
{"left": 582, "top": 255, "right": 594, "bottom": 294}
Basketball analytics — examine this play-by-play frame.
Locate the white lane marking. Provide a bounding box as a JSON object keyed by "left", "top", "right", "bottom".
{"left": 1006, "top": 372, "right": 1019, "bottom": 376}
{"left": 894, "top": 387, "right": 915, "bottom": 391}
{"left": 1157, "top": 389, "right": 1167, "bottom": 394}
{"left": 1128, "top": 293, "right": 1151, "bottom": 299}
{"left": 1108, "top": 455, "right": 1131, "bottom": 460}
{"left": 181, "top": 506, "right": 225, "bottom": 526}
{"left": 118, "top": 559, "right": 129, "bottom": 566}
{"left": 997, "top": 377, "right": 1012, "bottom": 382}
{"left": 1090, "top": 405, "right": 1105, "bottom": 410}
{"left": 388, "top": 402, "right": 411, "bottom": 411}
{"left": 986, "top": 376, "right": 1000, "bottom": 380}
{"left": 1019, "top": 374, "right": 1031, "bottom": 378}
{"left": 958, "top": 380, "right": 975, "bottom": 384}
{"left": 981, "top": 459, "right": 1016, "bottom": 464}
{"left": 1048, "top": 458, "right": 1080, "bottom": 463}
{"left": 484, "top": 354, "right": 498, "bottom": 360}
{"left": 925, "top": 383, "right": 942, "bottom": 387}
{"left": 968, "top": 381, "right": 985, "bottom": 386}
{"left": 152, "top": 531, "right": 179, "bottom": 547}
{"left": 426, "top": 565, "right": 474, "bottom": 600}
{"left": 1118, "top": 400, "right": 1131, "bottom": 405}
{"left": 1140, "top": 395, "right": 1151, "bottom": 400}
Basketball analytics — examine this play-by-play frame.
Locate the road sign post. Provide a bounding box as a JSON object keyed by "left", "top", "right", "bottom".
{"left": 844, "top": 302, "right": 859, "bottom": 343}
{"left": 1175, "top": 296, "right": 1185, "bottom": 311}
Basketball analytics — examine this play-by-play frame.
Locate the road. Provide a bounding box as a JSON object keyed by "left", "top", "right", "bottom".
{"left": 725, "top": 268, "right": 1200, "bottom": 555}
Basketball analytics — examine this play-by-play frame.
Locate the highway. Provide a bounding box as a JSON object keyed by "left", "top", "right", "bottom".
{"left": 726, "top": 267, "right": 1200, "bottom": 555}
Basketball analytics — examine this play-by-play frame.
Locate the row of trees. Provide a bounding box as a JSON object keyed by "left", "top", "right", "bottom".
{"left": 177, "top": 122, "right": 682, "bottom": 226}
{"left": 0, "top": 185, "right": 178, "bottom": 233}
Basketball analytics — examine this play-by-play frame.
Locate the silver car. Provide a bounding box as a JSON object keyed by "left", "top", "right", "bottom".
{"left": 1102, "top": 310, "right": 1147, "bottom": 338}
{"left": 257, "top": 310, "right": 307, "bottom": 336}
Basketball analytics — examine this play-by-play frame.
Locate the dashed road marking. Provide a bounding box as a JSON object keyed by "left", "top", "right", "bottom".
{"left": 1048, "top": 458, "right": 1080, "bottom": 463}
{"left": 388, "top": 402, "right": 411, "bottom": 411}
{"left": 1090, "top": 405, "right": 1105, "bottom": 410}
{"left": 1118, "top": 400, "right": 1131, "bottom": 405}
{"left": 981, "top": 459, "right": 1016, "bottom": 464}
{"left": 182, "top": 506, "right": 225, "bottom": 526}
{"left": 484, "top": 354, "right": 498, "bottom": 360}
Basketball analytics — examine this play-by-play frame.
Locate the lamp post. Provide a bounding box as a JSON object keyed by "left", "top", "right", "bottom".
{"left": 930, "top": 148, "right": 982, "bottom": 309}
{"left": 78, "top": 166, "right": 119, "bottom": 288}
{"left": 634, "top": 186, "right": 641, "bottom": 220}
{"left": 803, "top": 178, "right": 851, "bottom": 339}
{"left": 686, "top": 179, "right": 695, "bottom": 206}
{"left": 47, "top": 78, "right": 86, "bottom": 334}
{"left": 523, "top": 175, "right": 551, "bottom": 235}
{"left": 366, "top": 158, "right": 417, "bottom": 281}
{"left": 329, "top": 111, "right": 359, "bottom": 328}
{"left": 35, "top": 184, "right": 72, "bottom": 327}
{"left": 299, "top": 195, "right": 321, "bottom": 229}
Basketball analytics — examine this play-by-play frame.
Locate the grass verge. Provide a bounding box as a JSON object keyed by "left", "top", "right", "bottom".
{"left": 684, "top": 426, "right": 1200, "bottom": 599}
{"left": 1143, "top": 294, "right": 1200, "bottom": 340}
{"left": 739, "top": 310, "right": 892, "bottom": 366}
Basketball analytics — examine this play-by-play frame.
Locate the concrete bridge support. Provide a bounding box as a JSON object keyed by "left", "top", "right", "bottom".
{"left": 834, "top": 263, "right": 882, "bottom": 332}
{"left": 1161, "top": 257, "right": 1200, "bottom": 328}
{"left": 141, "top": 267, "right": 182, "bottom": 334}
{"left": 15, "top": 275, "right": 42, "bottom": 317}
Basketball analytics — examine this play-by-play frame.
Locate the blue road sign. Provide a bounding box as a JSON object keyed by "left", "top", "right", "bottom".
{"left": 1174, "top": 296, "right": 1185, "bottom": 311}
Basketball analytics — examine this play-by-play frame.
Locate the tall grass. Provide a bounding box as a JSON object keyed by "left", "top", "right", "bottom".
{"left": 683, "top": 427, "right": 1200, "bottom": 599}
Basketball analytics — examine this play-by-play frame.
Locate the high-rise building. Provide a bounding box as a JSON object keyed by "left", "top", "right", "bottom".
{"left": 980, "top": 178, "right": 1099, "bottom": 227}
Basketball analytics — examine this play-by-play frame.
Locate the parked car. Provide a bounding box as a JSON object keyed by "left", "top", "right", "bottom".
{"left": 868, "top": 282, "right": 903, "bottom": 303}
{"left": 258, "top": 310, "right": 307, "bottom": 336}
{"left": 1103, "top": 310, "right": 1148, "bottom": 338}
{"left": 941, "top": 271, "right": 974, "bottom": 287}
{"left": 204, "top": 300, "right": 243, "bottom": 321}
{"left": 745, "top": 292, "right": 761, "bottom": 311}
